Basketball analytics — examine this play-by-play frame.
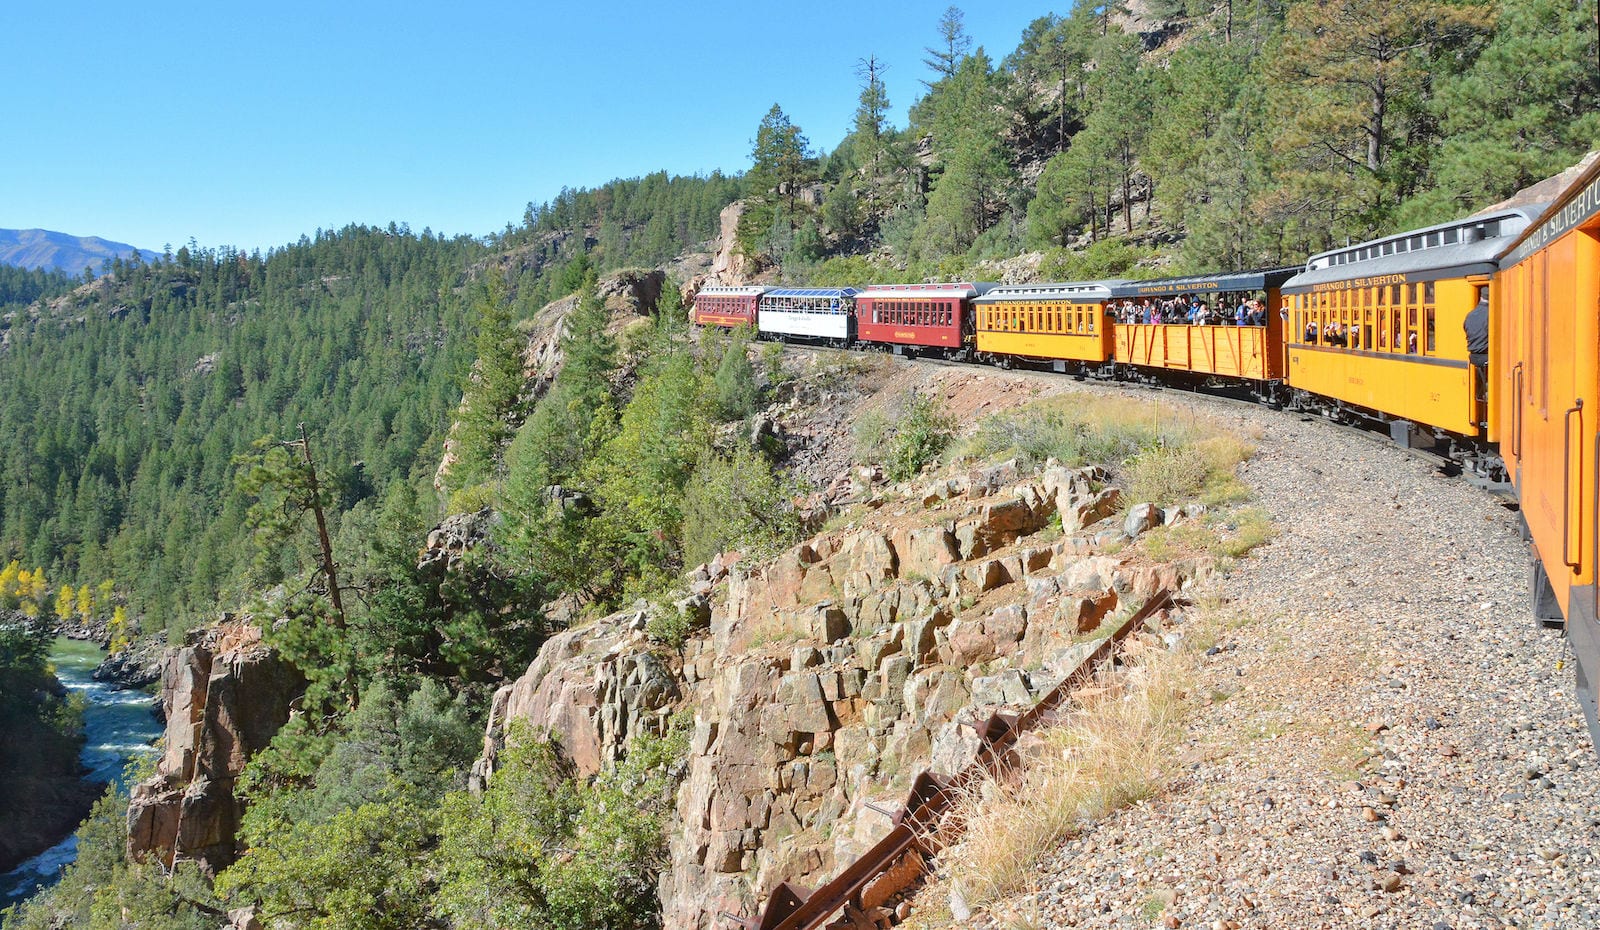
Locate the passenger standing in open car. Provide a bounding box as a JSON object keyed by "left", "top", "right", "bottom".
{"left": 1464, "top": 288, "right": 1489, "bottom": 391}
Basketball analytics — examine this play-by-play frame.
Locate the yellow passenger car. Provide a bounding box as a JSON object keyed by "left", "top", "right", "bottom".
{"left": 973, "top": 282, "right": 1117, "bottom": 372}
{"left": 1282, "top": 210, "right": 1537, "bottom": 439}
{"left": 1493, "top": 163, "right": 1600, "bottom": 740}
{"left": 1110, "top": 269, "right": 1294, "bottom": 386}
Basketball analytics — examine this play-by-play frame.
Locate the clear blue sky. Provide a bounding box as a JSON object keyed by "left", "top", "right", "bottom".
{"left": 3, "top": 1, "right": 1059, "bottom": 255}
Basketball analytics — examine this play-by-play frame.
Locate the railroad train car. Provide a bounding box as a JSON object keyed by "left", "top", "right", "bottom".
{"left": 692, "top": 285, "right": 768, "bottom": 328}
{"left": 854, "top": 282, "right": 994, "bottom": 356}
{"left": 1110, "top": 268, "right": 1295, "bottom": 394}
{"left": 1492, "top": 162, "right": 1600, "bottom": 739}
{"left": 1281, "top": 209, "right": 1537, "bottom": 455}
{"left": 757, "top": 287, "right": 857, "bottom": 345}
{"left": 973, "top": 281, "right": 1119, "bottom": 374}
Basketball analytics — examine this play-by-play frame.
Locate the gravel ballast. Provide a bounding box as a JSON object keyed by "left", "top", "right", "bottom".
{"left": 925, "top": 381, "right": 1600, "bottom": 930}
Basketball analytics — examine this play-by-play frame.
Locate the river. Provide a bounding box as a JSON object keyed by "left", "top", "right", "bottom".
{"left": 0, "top": 638, "right": 162, "bottom": 906}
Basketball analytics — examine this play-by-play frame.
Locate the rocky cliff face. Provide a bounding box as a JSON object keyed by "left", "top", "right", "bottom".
{"left": 480, "top": 460, "right": 1213, "bottom": 930}
{"left": 125, "top": 624, "right": 303, "bottom": 873}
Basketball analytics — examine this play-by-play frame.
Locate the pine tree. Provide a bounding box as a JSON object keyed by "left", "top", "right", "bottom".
{"left": 923, "top": 6, "right": 974, "bottom": 85}
{"left": 1397, "top": 0, "right": 1600, "bottom": 224}
{"left": 738, "top": 105, "right": 814, "bottom": 258}
{"left": 920, "top": 49, "right": 1014, "bottom": 254}
{"left": 1270, "top": 0, "right": 1494, "bottom": 229}
{"left": 449, "top": 277, "right": 524, "bottom": 489}
{"left": 853, "top": 55, "right": 893, "bottom": 174}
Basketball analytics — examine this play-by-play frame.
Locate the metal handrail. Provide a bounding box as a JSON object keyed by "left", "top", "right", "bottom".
{"left": 1565, "top": 399, "right": 1585, "bottom": 572}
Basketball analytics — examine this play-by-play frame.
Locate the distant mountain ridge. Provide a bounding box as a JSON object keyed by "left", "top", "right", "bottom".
{"left": 0, "top": 228, "right": 152, "bottom": 274}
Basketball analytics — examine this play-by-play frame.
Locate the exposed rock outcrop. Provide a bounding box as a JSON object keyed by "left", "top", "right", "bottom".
{"left": 479, "top": 461, "right": 1215, "bottom": 930}
{"left": 710, "top": 201, "right": 755, "bottom": 284}
{"left": 125, "top": 624, "right": 303, "bottom": 873}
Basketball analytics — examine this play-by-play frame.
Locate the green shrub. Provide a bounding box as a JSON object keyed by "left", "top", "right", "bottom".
{"left": 886, "top": 393, "right": 955, "bottom": 481}
{"left": 681, "top": 447, "right": 799, "bottom": 569}
{"left": 1038, "top": 239, "right": 1160, "bottom": 282}
{"left": 852, "top": 409, "right": 892, "bottom": 464}
{"left": 712, "top": 329, "right": 758, "bottom": 421}
{"left": 435, "top": 724, "right": 687, "bottom": 930}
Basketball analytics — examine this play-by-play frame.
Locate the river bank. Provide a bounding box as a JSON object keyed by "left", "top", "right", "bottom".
{"left": 0, "top": 638, "right": 161, "bottom": 906}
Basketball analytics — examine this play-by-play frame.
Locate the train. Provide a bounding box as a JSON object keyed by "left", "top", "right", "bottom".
{"left": 692, "top": 159, "right": 1600, "bottom": 748}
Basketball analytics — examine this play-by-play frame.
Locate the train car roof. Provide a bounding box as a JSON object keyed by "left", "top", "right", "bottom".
{"left": 1498, "top": 156, "right": 1600, "bottom": 268}
{"left": 695, "top": 285, "right": 771, "bottom": 297}
{"left": 857, "top": 282, "right": 997, "bottom": 300}
{"left": 975, "top": 280, "right": 1123, "bottom": 302}
{"left": 762, "top": 287, "right": 858, "bottom": 298}
{"left": 1284, "top": 209, "right": 1541, "bottom": 291}
{"left": 1110, "top": 267, "right": 1299, "bottom": 298}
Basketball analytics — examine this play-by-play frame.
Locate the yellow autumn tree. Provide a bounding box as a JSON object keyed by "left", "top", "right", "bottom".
{"left": 54, "top": 585, "right": 76, "bottom": 622}
{"left": 109, "top": 605, "right": 131, "bottom": 653}
{"left": 77, "top": 584, "right": 94, "bottom": 621}
{"left": 0, "top": 560, "right": 19, "bottom": 606}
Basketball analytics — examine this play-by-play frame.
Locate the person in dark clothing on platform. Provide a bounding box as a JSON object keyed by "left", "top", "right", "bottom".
{"left": 1464, "top": 288, "right": 1490, "bottom": 405}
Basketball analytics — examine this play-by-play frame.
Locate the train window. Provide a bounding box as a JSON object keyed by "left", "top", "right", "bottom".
{"left": 1426, "top": 308, "right": 1436, "bottom": 353}
{"left": 1408, "top": 283, "right": 1418, "bottom": 304}
{"left": 1444, "top": 228, "right": 1459, "bottom": 245}
{"left": 1424, "top": 282, "right": 1435, "bottom": 303}
{"left": 1391, "top": 284, "right": 1402, "bottom": 304}
{"left": 1406, "top": 308, "right": 1418, "bottom": 354}
{"left": 1364, "top": 310, "right": 1373, "bottom": 350}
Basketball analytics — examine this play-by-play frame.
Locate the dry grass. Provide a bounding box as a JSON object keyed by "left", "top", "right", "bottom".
{"left": 941, "top": 645, "right": 1193, "bottom": 909}
{"left": 1140, "top": 505, "right": 1276, "bottom": 563}
{"left": 951, "top": 395, "right": 1225, "bottom": 471}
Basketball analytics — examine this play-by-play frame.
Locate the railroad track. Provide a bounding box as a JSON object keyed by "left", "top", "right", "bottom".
{"left": 724, "top": 590, "right": 1175, "bottom": 930}
{"left": 902, "top": 353, "right": 1509, "bottom": 498}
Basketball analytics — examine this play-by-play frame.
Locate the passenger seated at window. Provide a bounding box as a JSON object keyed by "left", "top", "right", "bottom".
{"left": 1305, "top": 321, "right": 1319, "bottom": 343}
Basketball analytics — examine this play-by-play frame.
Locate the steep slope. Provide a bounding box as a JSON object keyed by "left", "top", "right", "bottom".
{"left": 473, "top": 361, "right": 1249, "bottom": 930}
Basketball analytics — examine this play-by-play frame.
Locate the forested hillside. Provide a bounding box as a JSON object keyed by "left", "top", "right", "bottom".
{"left": 0, "top": 172, "right": 739, "bottom": 637}
{"left": 0, "top": 228, "right": 487, "bottom": 634}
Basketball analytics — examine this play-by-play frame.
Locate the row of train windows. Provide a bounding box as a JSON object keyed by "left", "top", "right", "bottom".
{"left": 698, "top": 298, "right": 751, "bottom": 314}
{"left": 1290, "top": 282, "right": 1436, "bottom": 310}
{"left": 1292, "top": 305, "right": 1438, "bottom": 355}
{"left": 872, "top": 301, "right": 955, "bottom": 327}
{"left": 761, "top": 298, "right": 847, "bottom": 314}
{"left": 978, "top": 304, "right": 1098, "bottom": 335}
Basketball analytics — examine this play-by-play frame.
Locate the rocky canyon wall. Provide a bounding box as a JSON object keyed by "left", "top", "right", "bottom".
{"left": 480, "top": 461, "right": 1213, "bottom": 929}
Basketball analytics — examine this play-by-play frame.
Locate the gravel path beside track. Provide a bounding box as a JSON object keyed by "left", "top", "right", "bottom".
{"left": 925, "top": 376, "right": 1600, "bottom": 930}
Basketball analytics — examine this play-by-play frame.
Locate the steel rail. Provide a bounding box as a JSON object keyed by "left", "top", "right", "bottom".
{"left": 723, "top": 589, "right": 1174, "bottom": 930}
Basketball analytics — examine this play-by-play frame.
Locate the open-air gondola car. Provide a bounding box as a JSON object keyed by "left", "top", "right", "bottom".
{"left": 757, "top": 287, "right": 857, "bottom": 345}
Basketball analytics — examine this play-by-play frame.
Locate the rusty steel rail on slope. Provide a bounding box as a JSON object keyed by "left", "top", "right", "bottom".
{"left": 722, "top": 589, "right": 1176, "bottom": 930}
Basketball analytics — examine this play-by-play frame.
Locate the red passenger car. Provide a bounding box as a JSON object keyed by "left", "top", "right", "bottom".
{"left": 855, "top": 282, "right": 993, "bottom": 355}
{"left": 692, "top": 285, "right": 769, "bottom": 328}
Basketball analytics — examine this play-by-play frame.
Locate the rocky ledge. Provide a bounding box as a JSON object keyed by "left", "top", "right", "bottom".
{"left": 478, "top": 455, "right": 1216, "bottom": 930}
